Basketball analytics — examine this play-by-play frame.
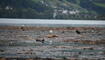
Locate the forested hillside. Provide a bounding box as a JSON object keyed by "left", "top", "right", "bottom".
{"left": 0, "top": 0, "right": 105, "bottom": 20}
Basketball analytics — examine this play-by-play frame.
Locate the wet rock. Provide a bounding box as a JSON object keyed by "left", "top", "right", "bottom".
{"left": 80, "top": 40, "right": 105, "bottom": 45}
{"left": 0, "top": 49, "right": 4, "bottom": 52}
{"left": 25, "top": 51, "right": 32, "bottom": 54}
{"left": 75, "top": 30, "right": 81, "bottom": 34}
{"left": 36, "top": 38, "right": 45, "bottom": 43}
{"left": 46, "top": 34, "right": 58, "bottom": 38}
{"left": 80, "top": 47, "right": 94, "bottom": 50}
{"left": 25, "top": 58, "right": 33, "bottom": 60}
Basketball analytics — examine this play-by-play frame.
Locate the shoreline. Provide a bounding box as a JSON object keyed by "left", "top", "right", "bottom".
{"left": 0, "top": 25, "right": 105, "bottom": 30}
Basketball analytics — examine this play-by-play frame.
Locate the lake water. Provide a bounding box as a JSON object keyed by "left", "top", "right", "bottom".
{"left": 0, "top": 18, "right": 105, "bottom": 27}
{"left": 0, "top": 18, "right": 105, "bottom": 25}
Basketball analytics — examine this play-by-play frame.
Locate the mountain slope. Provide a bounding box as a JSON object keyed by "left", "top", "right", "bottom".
{"left": 0, "top": 0, "right": 105, "bottom": 20}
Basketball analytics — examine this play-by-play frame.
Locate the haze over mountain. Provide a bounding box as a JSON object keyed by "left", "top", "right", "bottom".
{"left": 0, "top": 0, "right": 105, "bottom": 20}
